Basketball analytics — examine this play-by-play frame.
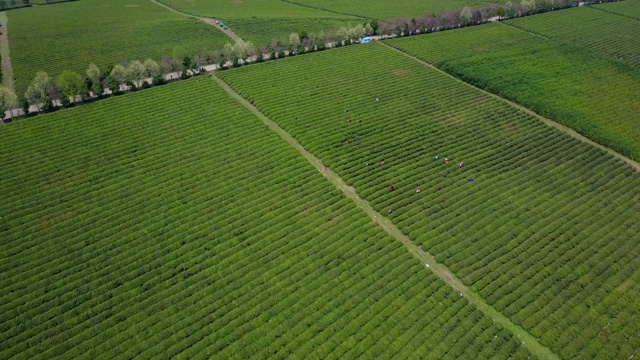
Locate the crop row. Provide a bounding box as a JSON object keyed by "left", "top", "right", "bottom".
{"left": 387, "top": 22, "right": 640, "bottom": 161}
{"left": 0, "top": 79, "right": 531, "bottom": 358}
{"left": 218, "top": 43, "right": 640, "bottom": 359}
{"left": 504, "top": 6, "right": 640, "bottom": 70}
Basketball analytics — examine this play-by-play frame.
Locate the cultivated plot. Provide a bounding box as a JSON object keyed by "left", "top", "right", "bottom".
{"left": 504, "top": 6, "right": 640, "bottom": 70}
{"left": 7, "top": 0, "right": 229, "bottom": 95}
{"left": 286, "top": 0, "right": 509, "bottom": 20}
{"left": 219, "top": 43, "right": 640, "bottom": 359}
{"left": 0, "top": 79, "right": 532, "bottom": 359}
{"left": 387, "top": 22, "right": 640, "bottom": 161}
{"left": 591, "top": 0, "right": 640, "bottom": 20}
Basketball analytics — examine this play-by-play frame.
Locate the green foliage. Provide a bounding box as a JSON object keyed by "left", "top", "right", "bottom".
{"left": 7, "top": 0, "right": 229, "bottom": 95}
{"left": 0, "top": 79, "right": 530, "bottom": 359}
{"left": 218, "top": 44, "right": 640, "bottom": 360}
{"left": 56, "top": 70, "right": 87, "bottom": 101}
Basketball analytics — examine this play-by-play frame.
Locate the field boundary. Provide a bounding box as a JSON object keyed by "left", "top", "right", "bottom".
{"left": 211, "top": 73, "right": 560, "bottom": 360}
{"left": 147, "top": 0, "right": 245, "bottom": 45}
{"left": 495, "top": 20, "right": 551, "bottom": 39}
{"left": 382, "top": 42, "right": 640, "bottom": 172}
{"left": 0, "top": 12, "right": 14, "bottom": 90}
{"left": 279, "top": 0, "right": 370, "bottom": 20}
{"left": 586, "top": 3, "right": 640, "bottom": 21}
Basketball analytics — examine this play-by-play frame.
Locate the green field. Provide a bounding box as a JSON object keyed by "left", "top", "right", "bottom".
{"left": 504, "top": 6, "right": 640, "bottom": 70}
{"left": 285, "top": 0, "right": 508, "bottom": 20}
{"left": 0, "top": 79, "right": 535, "bottom": 358}
{"left": 591, "top": 0, "right": 640, "bottom": 19}
{"left": 218, "top": 44, "right": 640, "bottom": 359}
{"left": 7, "top": 0, "right": 229, "bottom": 95}
{"left": 386, "top": 23, "right": 640, "bottom": 161}
{"left": 155, "top": 0, "right": 361, "bottom": 46}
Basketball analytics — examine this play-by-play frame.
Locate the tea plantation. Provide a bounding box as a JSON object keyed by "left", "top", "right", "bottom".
{"left": 0, "top": 79, "right": 534, "bottom": 358}
{"left": 285, "top": 0, "right": 509, "bottom": 20}
{"left": 387, "top": 22, "right": 640, "bottom": 161}
{"left": 504, "top": 6, "right": 640, "bottom": 70}
{"left": 218, "top": 43, "right": 640, "bottom": 359}
{"left": 7, "top": 0, "right": 229, "bottom": 94}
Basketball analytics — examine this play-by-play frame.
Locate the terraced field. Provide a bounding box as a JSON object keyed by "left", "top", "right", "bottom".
{"left": 0, "top": 79, "right": 535, "bottom": 358}
{"left": 219, "top": 44, "right": 640, "bottom": 359}
{"left": 7, "top": 0, "right": 229, "bottom": 95}
{"left": 387, "top": 23, "right": 640, "bottom": 161}
{"left": 504, "top": 6, "right": 640, "bottom": 70}
{"left": 156, "top": 0, "right": 360, "bottom": 46}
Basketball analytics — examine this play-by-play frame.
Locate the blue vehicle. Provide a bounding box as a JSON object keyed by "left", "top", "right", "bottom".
{"left": 360, "top": 37, "right": 371, "bottom": 44}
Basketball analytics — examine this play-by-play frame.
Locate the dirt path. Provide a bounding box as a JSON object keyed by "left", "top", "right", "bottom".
{"left": 211, "top": 73, "right": 560, "bottom": 360}
{"left": 0, "top": 12, "right": 14, "bottom": 90}
{"left": 381, "top": 42, "right": 640, "bottom": 172}
{"left": 148, "top": 0, "right": 245, "bottom": 45}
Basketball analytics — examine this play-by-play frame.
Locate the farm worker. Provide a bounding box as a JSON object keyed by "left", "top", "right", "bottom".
{"left": 380, "top": 161, "right": 385, "bottom": 166}
{"left": 366, "top": 162, "right": 369, "bottom": 167}
{"left": 459, "top": 162, "right": 464, "bottom": 168}
{"left": 376, "top": 97, "right": 379, "bottom": 101}
{"left": 250, "top": 98, "right": 255, "bottom": 104}
{"left": 469, "top": 178, "right": 474, "bottom": 182}
{"left": 359, "top": 120, "right": 362, "bottom": 124}
{"left": 348, "top": 118, "right": 352, "bottom": 123}
{"left": 441, "top": 198, "right": 446, "bottom": 203}
{"left": 306, "top": 124, "right": 310, "bottom": 128}
{"left": 345, "top": 109, "right": 348, "bottom": 113}
{"left": 387, "top": 208, "right": 392, "bottom": 214}
{"left": 323, "top": 167, "right": 328, "bottom": 171}
{"left": 416, "top": 189, "right": 421, "bottom": 193}
{"left": 390, "top": 185, "right": 395, "bottom": 191}
{"left": 444, "top": 158, "right": 449, "bottom": 164}
{"left": 233, "top": 101, "right": 237, "bottom": 106}
{"left": 434, "top": 156, "right": 439, "bottom": 162}
{"left": 438, "top": 186, "right": 443, "bottom": 190}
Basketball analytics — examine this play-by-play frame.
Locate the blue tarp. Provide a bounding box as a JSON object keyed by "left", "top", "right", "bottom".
{"left": 361, "top": 37, "right": 371, "bottom": 44}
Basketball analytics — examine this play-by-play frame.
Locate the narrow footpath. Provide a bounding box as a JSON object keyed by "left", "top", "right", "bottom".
{"left": 381, "top": 42, "right": 640, "bottom": 172}
{"left": 148, "top": 0, "right": 245, "bottom": 46}
{"left": 0, "top": 12, "right": 14, "bottom": 90}
{"left": 211, "top": 74, "right": 560, "bottom": 360}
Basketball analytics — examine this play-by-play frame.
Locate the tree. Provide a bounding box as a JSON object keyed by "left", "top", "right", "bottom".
{"left": 25, "top": 71, "right": 52, "bottom": 111}
{"left": 127, "top": 60, "right": 146, "bottom": 88}
{"left": 352, "top": 24, "right": 366, "bottom": 40}
{"left": 364, "top": 23, "right": 374, "bottom": 36}
{"left": 144, "top": 59, "right": 160, "bottom": 78}
{"left": 335, "top": 27, "right": 348, "bottom": 45}
{"left": 57, "top": 70, "right": 87, "bottom": 103}
{"left": 369, "top": 19, "right": 379, "bottom": 34}
{"left": 233, "top": 43, "right": 247, "bottom": 64}
{"left": 222, "top": 43, "right": 234, "bottom": 66}
{"left": 288, "top": 32, "right": 301, "bottom": 52}
{"left": 86, "top": 63, "right": 102, "bottom": 96}
{"left": 160, "top": 55, "right": 174, "bottom": 75}
{"left": 0, "top": 86, "right": 18, "bottom": 119}
{"left": 460, "top": 7, "right": 473, "bottom": 26}
{"left": 244, "top": 42, "right": 257, "bottom": 62}
{"left": 109, "top": 64, "right": 127, "bottom": 91}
